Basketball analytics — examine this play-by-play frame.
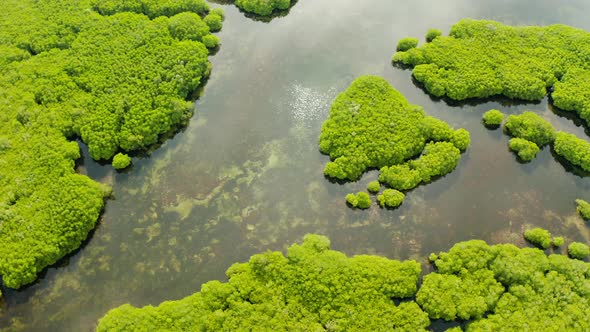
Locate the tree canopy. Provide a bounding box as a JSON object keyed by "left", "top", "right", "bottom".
{"left": 0, "top": 0, "right": 222, "bottom": 288}
{"left": 97, "top": 235, "right": 590, "bottom": 331}
{"left": 482, "top": 109, "right": 504, "bottom": 127}
{"left": 234, "top": 0, "right": 293, "bottom": 16}
{"left": 393, "top": 19, "right": 590, "bottom": 128}
{"left": 319, "top": 76, "right": 469, "bottom": 206}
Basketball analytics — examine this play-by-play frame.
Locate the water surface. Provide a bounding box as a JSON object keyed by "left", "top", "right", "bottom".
{"left": 2, "top": 0, "right": 590, "bottom": 330}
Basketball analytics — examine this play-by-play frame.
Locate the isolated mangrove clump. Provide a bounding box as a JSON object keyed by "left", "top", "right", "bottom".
{"left": 377, "top": 189, "right": 405, "bottom": 208}
{"left": 553, "top": 132, "right": 590, "bottom": 172}
{"left": 346, "top": 192, "right": 372, "bottom": 209}
{"left": 97, "top": 234, "right": 428, "bottom": 331}
{"left": 319, "top": 76, "right": 468, "bottom": 206}
{"left": 98, "top": 236, "right": 590, "bottom": 331}
{"left": 568, "top": 242, "right": 590, "bottom": 260}
{"left": 552, "top": 236, "right": 565, "bottom": 247}
{"left": 576, "top": 199, "right": 590, "bottom": 220}
{"left": 508, "top": 138, "right": 540, "bottom": 162}
{"left": 523, "top": 228, "right": 552, "bottom": 249}
{"left": 504, "top": 111, "right": 555, "bottom": 146}
{"left": 393, "top": 19, "right": 590, "bottom": 127}
{"left": 235, "top": 0, "right": 292, "bottom": 16}
{"left": 0, "top": 0, "right": 221, "bottom": 288}
{"left": 112, "top": 153, "right": 132, "bottom": 170}
{"left": 367, "top": 181, "right": 381, "bottom": 193}
{"left": 482, "top": 109, "right": 504, "bottom": 127}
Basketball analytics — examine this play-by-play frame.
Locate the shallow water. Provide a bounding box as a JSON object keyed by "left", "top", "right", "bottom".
{"left": 2, "top": 0, "right": 590, "bottom": 330}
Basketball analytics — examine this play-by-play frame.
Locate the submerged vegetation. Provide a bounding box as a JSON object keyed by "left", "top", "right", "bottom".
{"left": 0, "top": 0, "right": 222, "bottom": 288}
{"left": 97, "top": 234, "right": 590, "bottom": 331}
{"left": 319, "top": 76, "right": 469, "bottom": 207}
{"left": 393, "top": 19, "right": 590, "bottom": 128}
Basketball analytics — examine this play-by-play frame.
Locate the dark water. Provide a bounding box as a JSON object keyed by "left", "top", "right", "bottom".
{"left": 2, "top": 0, "right": 590, "bottom": 330}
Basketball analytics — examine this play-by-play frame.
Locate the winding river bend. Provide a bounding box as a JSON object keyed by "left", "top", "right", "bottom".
{"left": 2, "top": 0, "right": 590, "bottom": 330}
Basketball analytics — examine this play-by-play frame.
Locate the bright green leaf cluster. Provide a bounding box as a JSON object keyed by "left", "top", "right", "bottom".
{"left": 426, "top": 240, "right": 590, "bottom": 330}
{"left": 553, "top": 132, "right": 590, "bottom": 172}
{"left": 425, "top": 29, "right": 442, "bottom": 43}
{"left": 393, "top": 19, "right": 590, "bottom": 118}
{"left": 367, "top": 181, "right": 381, "bottom": 193}
{"left": 576, "top": 199, "right": 590, "bottom": 220}
{"left": 553, "top": 236, "right": 565, "bottom": 247}
{"left": 234, "top": 0, "right": 292, "bottom": 16}
{"left": 0, "top": 0, "right": 221, "bottom": 288}
{"left": 112, "top": 153, "right": 132, "bottom": 170}
{"left": 397, "top": 37, "right": 419, "bottom": 51}
{"left": 504, "top": 111, "right": 555, "bottom": 146}
{"left": 97, "top": 234, "right": 427, "bottom": 331}
{"left": 91, "top": 0, "right": 210, "bottom": 18}
{"left": 482, "top": 109, "right": 504, "bottom": 127}
{"left": 568, "top": 242, "right": 590, "bottom": 260}
{"left": 508, "top": 138, "right": 540, "bottom": 162}
{"left": 523, "top": 228, "right": 552, "bottom": 249}
{"left": 345, "top": 192, "right": 372, "bottom": 209}
{"left": 377, "top": 189, "right": 405, "bottom": 208}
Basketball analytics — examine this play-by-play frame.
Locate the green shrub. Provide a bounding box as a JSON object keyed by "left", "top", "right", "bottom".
{"left": 451, "top": 128, "right": 471, "bottom": 152}
{"left": 482, "top": 109, "right": 504, "bottom": 127}
{"left": 568, "top": 242, "right": 590, "bottom": 259}
{"left": 112, "top": 153, "right": 132, "bottom": 170}
{"left": 554, "top": 132, "right": 590, "bottom": 172}
{"left": 346, "top": 192, "right": 372, "bottom": 209}
{"left": 397, "top": 37, "right": 419, "bottom": 51}
{"left": 576, "top": 199, "right": 590, "bottom": 219}
{"left": 508, "top": 138, "right": 540, "bottom": 162}
{"left": 168, "top": 12, "right": 211, "bottom": 42}
{"left": 204, "top": 13, "right": 223, "bottom": 32}
{"left": 202, "top": 34, "right": 220, "bottom": 48}
{"left": 524, "top": 228, "right": 552, "bottom": 249}
{"left": 377, "top": 189, "right": 405, "bottom": 208}
{"left": 367, "top": 181, "right": 381, "bottom": 193}
{"left": 425, "top": 29, "right": 442, "bottom": 42}
{"left": 504, "top": 111, "right": 555, "bottom": 146}
{"left": 209, "top": 7, "right": 225, "bottom": 20}
{"left": 552, "top": 237, "right": 565, "bottom": 247}
{"left": 234, "top": 0, "right": 292, "bottom": 16}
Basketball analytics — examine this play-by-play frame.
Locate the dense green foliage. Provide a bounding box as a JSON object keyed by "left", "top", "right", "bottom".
{"left": 98, "top": 236, "right": 590, "bottom": 331}
{"left": 576, "top": 199, "right": 590, "bottom": 220}
{"left": 508, "top": 138, "right": 540, "bottom": 162}
{"left": 482, "top": 109, "right": 504, "bottom": 126}
{"left": 97, "top": 234, "right": 428, "bottom": 331}
{"left": 568, "top": 242, "right": 590, "bottom": 260}
{"left": 379, "top": 142, "right": 461, "bottom": 190}
{"left": 523, "top": 228, "right": 552, "bottom": 249}
{"left": 504, "top": 111, "right": 555, "bottom": 146}
{"left": 377, "top": 189, "right": 405, "bottom": 208}
{"left": 425, "top": 29, "right": 442, "bottom": 43}
{"left": 553, "top": 236, "right": 565, "bottom": 248}
{"left": 319, "top": 76, "right": 468, "bottom": 206}
{"left": 112, "top": 153, "right": 132, "bottom": 170}
{"left": 554, "top": 132, "right": 590, "bottom": 172}
{"left": 397, "top": 38, "right": 419, "bottom": 52}
{"left": 393, "top": 19, "right": 590, "bottom": 123}
{"left": 0, "top": 0, "right": 222, "bottom": 288}
{"left": 367, "top": 181, "right": 381, "bottom": 194}
{"left": 234, "top": 0, "right": 292, "bottom": 16}
{"left": 425, "top": 240, "right": 590, "bottom": 330}
{"left": 345, "top": 192, "right": 372, "bottom": 209}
